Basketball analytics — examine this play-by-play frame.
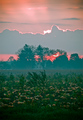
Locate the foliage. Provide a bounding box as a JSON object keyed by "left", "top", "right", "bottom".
{"left": 28, "top": 70, "right": 47, "bottom": 87}
{"left": 0, "top": 71, "right": 83, "bottom": 120}
{"left": 0, "top": 44, "right": 83, "bottom": 69}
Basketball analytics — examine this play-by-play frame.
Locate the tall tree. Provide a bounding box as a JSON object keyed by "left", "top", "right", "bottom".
{"left": 17, "top": 44, "right": 35, "bottom": 68}
{"left": 69, "top": 53, "right": 81, "bottom": 69}
{"left": 35, "top": 45, "right": 43, "bottom": 61}
{"left": 53, "top": 54, "right": 68, "bottom": 69}
{"left": 70, "top": 53, "right": 79, "bottom": 61}
{"left": 35, "top": 45, "right": 51, "bottom": 69}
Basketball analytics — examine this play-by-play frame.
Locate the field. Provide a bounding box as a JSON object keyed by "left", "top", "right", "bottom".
{"left": 0, "top": 70, "right": 83, "bottom": 120}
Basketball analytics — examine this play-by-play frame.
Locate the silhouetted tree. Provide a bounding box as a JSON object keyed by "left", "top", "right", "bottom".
{"left": 34, "top": 45, "right": 44, "bottom": 69}
{"left": 35, "top": 45, "right": 43, "bottom": 61}
{"left": 69, "top": 53, "right": 81, "bottom": 69}
{"left": 53, "top": 54, "right": 68, "bottom": 69}
{"left": 8, "top": 56, "right": 15, "bottom": 62}
{"left": 0, "top": 61, "right": 11, "bottom": 69}
{"left": 1, "top": 44, "right": 83, "bottom": 69}
{"left": 56, "top": 49, "right": 67, "bottom": 55}
{"left": 70, "top": 53, "right": 79, "bottom": 61}
{"left": 17, "top": 44, "right": 35, "bottom": 69}
{"left": 45, "top": 60, "right": 53, "bottom": 69}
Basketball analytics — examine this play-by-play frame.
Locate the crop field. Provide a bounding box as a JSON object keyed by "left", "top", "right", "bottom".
{"left": 0, "top": 70, "right": 83, "bottom": 120}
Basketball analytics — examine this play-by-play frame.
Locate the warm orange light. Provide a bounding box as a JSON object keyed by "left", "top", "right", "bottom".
{"left": 34, "top": 55, "right": 40, "bottom": 61}
{"left": 44, "top": 52, "right": 64, "bottom": 62}
{"left": 0, "top": 54, "right": 83, "bottom": 62}
{"left": 0, "top": 54, "right": 18, "bottom": 61}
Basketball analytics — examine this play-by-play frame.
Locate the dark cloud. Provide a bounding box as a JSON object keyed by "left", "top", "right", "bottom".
{"left": 0, "top": 26, "right": 83, "bottom": 55}
{"left": 18, "top": 22, "right": 70, "bottom": 26}
{"left": 54, "top": 23, "right": 70, "bottom": 26}
{"left": 47, "top": 7, "right": 59, "bottom": 11}
{"left": 62, "top": 18, "right": 80, "bottom": 20}
{"left": 19, "top": 23, "right": 35, "bottom": 25}
{"left": 0, "top": 21, "right": 12, "bottom": 23}
{"left": 78, "top": 7, "right": 83, "bottom": 9}
{"left": 78, "top": 0, "right": 83, "bottom": 5}
{"left": 68, "top": 7, "right": 83, "bottom": 10}
{"left": 0, "top": 21, "right": 68, "bottom": 26}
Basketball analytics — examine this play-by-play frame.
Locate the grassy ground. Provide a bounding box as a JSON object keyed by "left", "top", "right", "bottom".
{"left": 0, "top": 71, "right": 83, "bottom": 120}
{"left": 0, "top": 106, "right": 83, "bottom": 120}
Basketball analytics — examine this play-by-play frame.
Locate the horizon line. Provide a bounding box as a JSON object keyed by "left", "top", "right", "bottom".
{"left": 0, "top": 54, "right": 83, "bottom": 62}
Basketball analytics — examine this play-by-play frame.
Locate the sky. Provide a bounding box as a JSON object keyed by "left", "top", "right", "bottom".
{"left": 0, "top": 0, "right": 83, "bottom": 61}
{"left": 0, "top": 0, "right": 83, "bottom": 33}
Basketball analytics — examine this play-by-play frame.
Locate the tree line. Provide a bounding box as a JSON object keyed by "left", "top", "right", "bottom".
{"left": 0, "top": 44, "right": 83, "bottom": 69}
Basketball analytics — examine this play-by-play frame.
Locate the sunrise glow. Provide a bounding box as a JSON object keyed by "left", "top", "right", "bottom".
{"left": 34, "top": 55, "right": 40, "bottom": 61}
{"left": 0, "top": 53, "right": 83, "bottom": 62}
{"left": 44, "top": 52, "right": 64, "bottom": 62}
{"left": 0, "top": 54, "right": 18, "bottom": 61}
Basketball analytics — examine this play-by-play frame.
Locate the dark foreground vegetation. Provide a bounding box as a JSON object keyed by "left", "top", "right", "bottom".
{"left": 0, "top": 71, "right": 83, "bottom": 120}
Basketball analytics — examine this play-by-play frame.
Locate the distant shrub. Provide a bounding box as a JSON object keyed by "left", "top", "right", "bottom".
{"left": 27, "top": 70, "right": 47, "bottom": 87}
